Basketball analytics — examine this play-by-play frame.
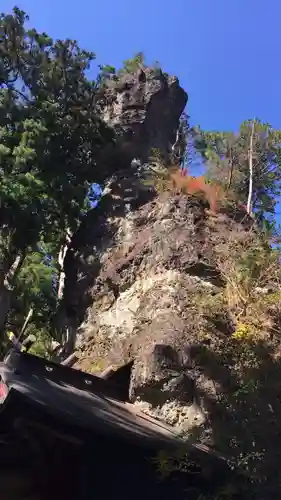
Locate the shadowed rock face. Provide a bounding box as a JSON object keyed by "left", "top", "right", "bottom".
{"left": 102, "top": 68, "right": 188, "bottom": 164}
{"left": 58, "top": 67, "right": 187, "bottom": 353}
{"left": 59, "top": 66, "right": 275, "bottom": 493}
{"left": 70, "top": 192, "right": 250, "bottom": 433}
{"left": 63, "top": 174, "right": 278, "bottom": 492}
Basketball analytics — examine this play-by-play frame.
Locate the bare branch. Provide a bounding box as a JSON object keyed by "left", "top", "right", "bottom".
{"left": 247, "top": 121, "right": 255, "bottom": 215}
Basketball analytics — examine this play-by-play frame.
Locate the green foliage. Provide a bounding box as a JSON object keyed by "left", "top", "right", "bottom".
{"left": 152, "top": 447, "right": 197, "bottom": 479}
{"left": 193, "top": 120, "right": 281, "bottom": 222}
{"left": 196, "top": 483, "right": 246, "bottom": 500}
{"left": 27, "top": 327, "right": 53, "bottom": 359}
{"left": 0, "top": 6, "right": 114, "bottom": 278}
{"left": 118, "top": 52, "right": 145, "bottom": 75}
{"left": 153, "top": 448, "right": 249, "bottom": 499}
{"left": 231, "top": 322, "right": 257, "bottom": 342}
{"left": 0, "top": 6, "right": 116, "bottom": 342}
{"left": 140, "top": 148, "right": 171, "bottom": 193}
{"left": 216, "top": 231, "right": 281, "bottom": 327}
{"left": 5, "top": 245, "right": 57, "bottom": 350}
{"left": 96, "top": 64, "right": 117, "bottom": 87}
{"left": 99, "top": 64, "right": 116, "bottom": 77}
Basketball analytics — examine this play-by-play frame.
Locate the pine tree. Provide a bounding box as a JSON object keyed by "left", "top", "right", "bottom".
{"left": 193, "top": 120, "right": 281, "bottom": 222}
{"left": 0, "top": 7, "right": 114, "bottom": 334}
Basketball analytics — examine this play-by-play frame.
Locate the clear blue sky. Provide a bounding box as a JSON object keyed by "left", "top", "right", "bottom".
{"left": 2, "top": 0, "right": 281, "bottom": 131}
{"left": 2, "top": 0, "right": 281, "bottom": 215}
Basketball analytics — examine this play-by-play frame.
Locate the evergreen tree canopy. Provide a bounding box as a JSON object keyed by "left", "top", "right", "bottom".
{"left": 193, "top": 120, "right": 281, "bottom": 222}
{"left": 0, "top": 7, "right": 114, "bottom": 280}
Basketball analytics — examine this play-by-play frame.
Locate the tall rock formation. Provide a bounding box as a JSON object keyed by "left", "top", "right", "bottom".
{"left": 73, "top": 193, "right": 253, "bottom": 432}
{"left": 60, "top": 67, "right": 281, "bottom": 494}
{"left": 58, "top": 67, "right": 187, "bottom": 350}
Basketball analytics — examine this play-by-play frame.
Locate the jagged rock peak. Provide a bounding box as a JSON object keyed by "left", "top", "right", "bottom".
{"left": 101, "top": 67, "right": 188, "bottom": 164}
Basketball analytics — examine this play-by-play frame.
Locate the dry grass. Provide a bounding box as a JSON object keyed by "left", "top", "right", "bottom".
{"left": 142, "top": 155, "right": 236, "bottom": 215}
{"left": 215, "top": 231, "right": 281, "bottom": 336}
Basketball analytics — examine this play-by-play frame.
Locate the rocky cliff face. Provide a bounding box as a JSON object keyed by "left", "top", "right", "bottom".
{"left": 73, "top": 194, "right": 250, "bottom": 427}
{"left": 61, "top": 68, "right": 281, "bottom": 491}
{"left": 68, "top": 189, "right": 281, "bottom": 491}
{"left": 59, "top": 67, "right": 187, "bottom": 348}
{"left": 101, "top": 67, "right": 188, "bottom": 166}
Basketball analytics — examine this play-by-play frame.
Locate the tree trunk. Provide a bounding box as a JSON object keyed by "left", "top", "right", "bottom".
{"left": 247, "top": 121, "right": 255, "bottom": 215}
{"left": 4, "top": 252, "right": 26, "bottom": 290}
{"left": 19, "top": 307, "right": 33, "bottom": 339}
{"left": 0, "top": 284, "right": 11, "bottom": 335}
{"left": 61, "top": 352, "right": 78, "bottom": 367}
{"left": 63, "top": 322, "right": 77, "bottom": 357}
{"left": 226, "top": 148, "right": 234, "bottom": 191}
{"left": 0, "top": 252, "right": 26, "bottom": 335}
{"left": 57, "top": 230, "right": 72, "bottom": 301}
{"left": 53, "top": 320, "right": 78, "bottom": 361}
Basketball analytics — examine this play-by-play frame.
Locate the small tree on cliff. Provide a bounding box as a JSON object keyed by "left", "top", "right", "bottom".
{"left": 118, "top": 52, "right": 145, "bottom": 76}
{"left": 193, "top": 119, "right": 281, "bottom": 221}
{"left": 0, "top": 7, "right": 114, "bottom": 332}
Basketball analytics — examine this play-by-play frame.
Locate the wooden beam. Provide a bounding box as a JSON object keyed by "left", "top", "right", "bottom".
{"left": 61, "top": 353, "right": 78, "bottom": 367}
{"left": 98, "top": 365, "right": 117, "bottom": 379}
